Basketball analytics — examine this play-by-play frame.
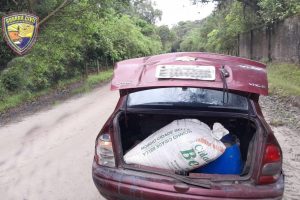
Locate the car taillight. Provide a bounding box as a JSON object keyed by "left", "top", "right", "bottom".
{"left": 258, "top": 144, "right": 282, "bottom": 184}
{"left": 95, "top": 133, "right": 116, "bottom": 167}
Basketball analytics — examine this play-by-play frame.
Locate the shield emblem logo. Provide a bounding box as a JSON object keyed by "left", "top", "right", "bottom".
{"left": 2, "top": 13, "right": 39, "bottom": 55}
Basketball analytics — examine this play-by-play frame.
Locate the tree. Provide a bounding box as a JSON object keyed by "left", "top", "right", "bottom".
{"left": 131, "top": 0, "right": 162, "bottom": 24}
{"left": 258, "top": 0, "right": 300, "bottom": 23}
{"left": 0, "top": 0, "right": 163, "bottom": 93}
{"left": 179, "top": 1, "right": 259, "bottom": 54}
{"left": 157, "top": 25, "right": 176, "bottom": 52}
{"left": 191, "top": 0, "right": 260, "bottom": 11}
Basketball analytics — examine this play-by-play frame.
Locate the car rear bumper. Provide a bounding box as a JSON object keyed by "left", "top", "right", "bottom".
{"left": 92, "top": 163, "right": 284, "bottom": 200}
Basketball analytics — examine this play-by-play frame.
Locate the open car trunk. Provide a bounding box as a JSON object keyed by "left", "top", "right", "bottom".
{"left": 115, "top": 110, "right": 260, "bottom": 182}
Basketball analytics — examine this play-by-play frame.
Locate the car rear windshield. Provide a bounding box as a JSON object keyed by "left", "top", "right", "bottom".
{"left": 127, "top": 87, "right": 248, "bottom": 111}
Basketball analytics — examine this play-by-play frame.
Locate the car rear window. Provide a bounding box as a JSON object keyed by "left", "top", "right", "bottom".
{"left": 127, "top": 87, "right": 248, "bottom": 110}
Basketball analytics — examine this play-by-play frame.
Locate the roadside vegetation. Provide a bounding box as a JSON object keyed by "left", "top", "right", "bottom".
{"left": 268, "top": 63, "right": 300, "bottom": 97}
{"left": 0, "top": 70, "right": 113, "bottom": 113}
{"left": 70, "top": 70, "right": 113, "bottom": 95}
{"left": 0, "top": 0, "right": 163, "bottom": 112}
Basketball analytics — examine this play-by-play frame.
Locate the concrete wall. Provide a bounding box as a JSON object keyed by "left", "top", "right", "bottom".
{"left": 239, "top": 15, "right": 300, "bottom": 63}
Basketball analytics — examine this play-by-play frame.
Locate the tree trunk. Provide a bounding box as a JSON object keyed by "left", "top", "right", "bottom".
{"left": 27, "top": 0, "right": 33, "bottom": 12}
{"left": 85, "top": 63, "right": 88, "bottom": 78}
{"left": 105, "top": 56, "right": 108, "bottom": 70}
{"left": 96, "top": 59, "right": 100, "bottom": 74}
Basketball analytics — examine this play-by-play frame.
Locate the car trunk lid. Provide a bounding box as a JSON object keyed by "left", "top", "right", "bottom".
{"left": 111, "top": 52, "right": 268, "bottom": 96}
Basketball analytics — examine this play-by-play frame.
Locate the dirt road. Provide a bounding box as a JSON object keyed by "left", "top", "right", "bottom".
{"left": 0, "top": 84, "right": 118, "bottom": 200}
{"left": 0, "top": 84, "right": 299, "bottom": 200}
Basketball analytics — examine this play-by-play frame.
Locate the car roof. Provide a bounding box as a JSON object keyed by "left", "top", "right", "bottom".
{"left": 111, "top": 52, "right": 268, "bottom": 95}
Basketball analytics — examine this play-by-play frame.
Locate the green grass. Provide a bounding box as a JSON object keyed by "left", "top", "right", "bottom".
{"left": 0, "top": 69, "right": 113, "bottom": 113}
{"left": 0, "top": 90, "right": 47, "bottom": 113}
{"left": 87, "top": 70, "right": 113, "bottom": 87}
{"left": 268, "top": 63, "right": 300, "bottom": 97}
{"left": 0, "top": 92, "right": 30, "bottom": 112}
{"left": 71, "top": 69, "right": 113, "bottom": 94}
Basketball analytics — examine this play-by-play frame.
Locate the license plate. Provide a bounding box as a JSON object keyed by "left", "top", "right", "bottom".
{"left": 155, "top": 65, "right": 216, "bottom": 81}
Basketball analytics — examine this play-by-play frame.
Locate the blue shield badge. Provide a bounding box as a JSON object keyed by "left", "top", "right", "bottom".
{"left": 2, "top": 13, "right": 39, "bottom": 55}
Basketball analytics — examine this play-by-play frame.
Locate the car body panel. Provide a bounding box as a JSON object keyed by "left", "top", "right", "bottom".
{"left": 111, "top": 52, "right": 268, "bottom": 95}
{"left": 92, "top": 163, "right": 284, "bottom": 200}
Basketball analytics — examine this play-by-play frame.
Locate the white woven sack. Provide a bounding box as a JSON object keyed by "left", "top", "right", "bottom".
{"left": 124, "top": 119, "right": 228, "bottom": 171}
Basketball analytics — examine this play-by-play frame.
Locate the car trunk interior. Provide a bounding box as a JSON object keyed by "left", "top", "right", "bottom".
{"left": 116, "top": 110, "right": 258, "bottom": 179}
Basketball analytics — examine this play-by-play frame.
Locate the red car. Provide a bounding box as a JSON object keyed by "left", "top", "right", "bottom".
{"left": 92, "top": 52, "right": 284, "bottom": 200}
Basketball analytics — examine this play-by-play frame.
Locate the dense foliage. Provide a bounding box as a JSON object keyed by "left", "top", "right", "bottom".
{"left": 174, "top": 0, "right": 300, "bottom": 53}
{"left": 0, "top": 0, "right": 163, "bottom": 96}
{"left": 179, "top": 1, "right": 259, "bottom": 54}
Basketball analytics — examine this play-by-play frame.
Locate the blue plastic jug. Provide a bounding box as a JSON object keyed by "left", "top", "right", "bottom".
{"left": 193, "top": 134, "right": 242, "bottom": 175}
